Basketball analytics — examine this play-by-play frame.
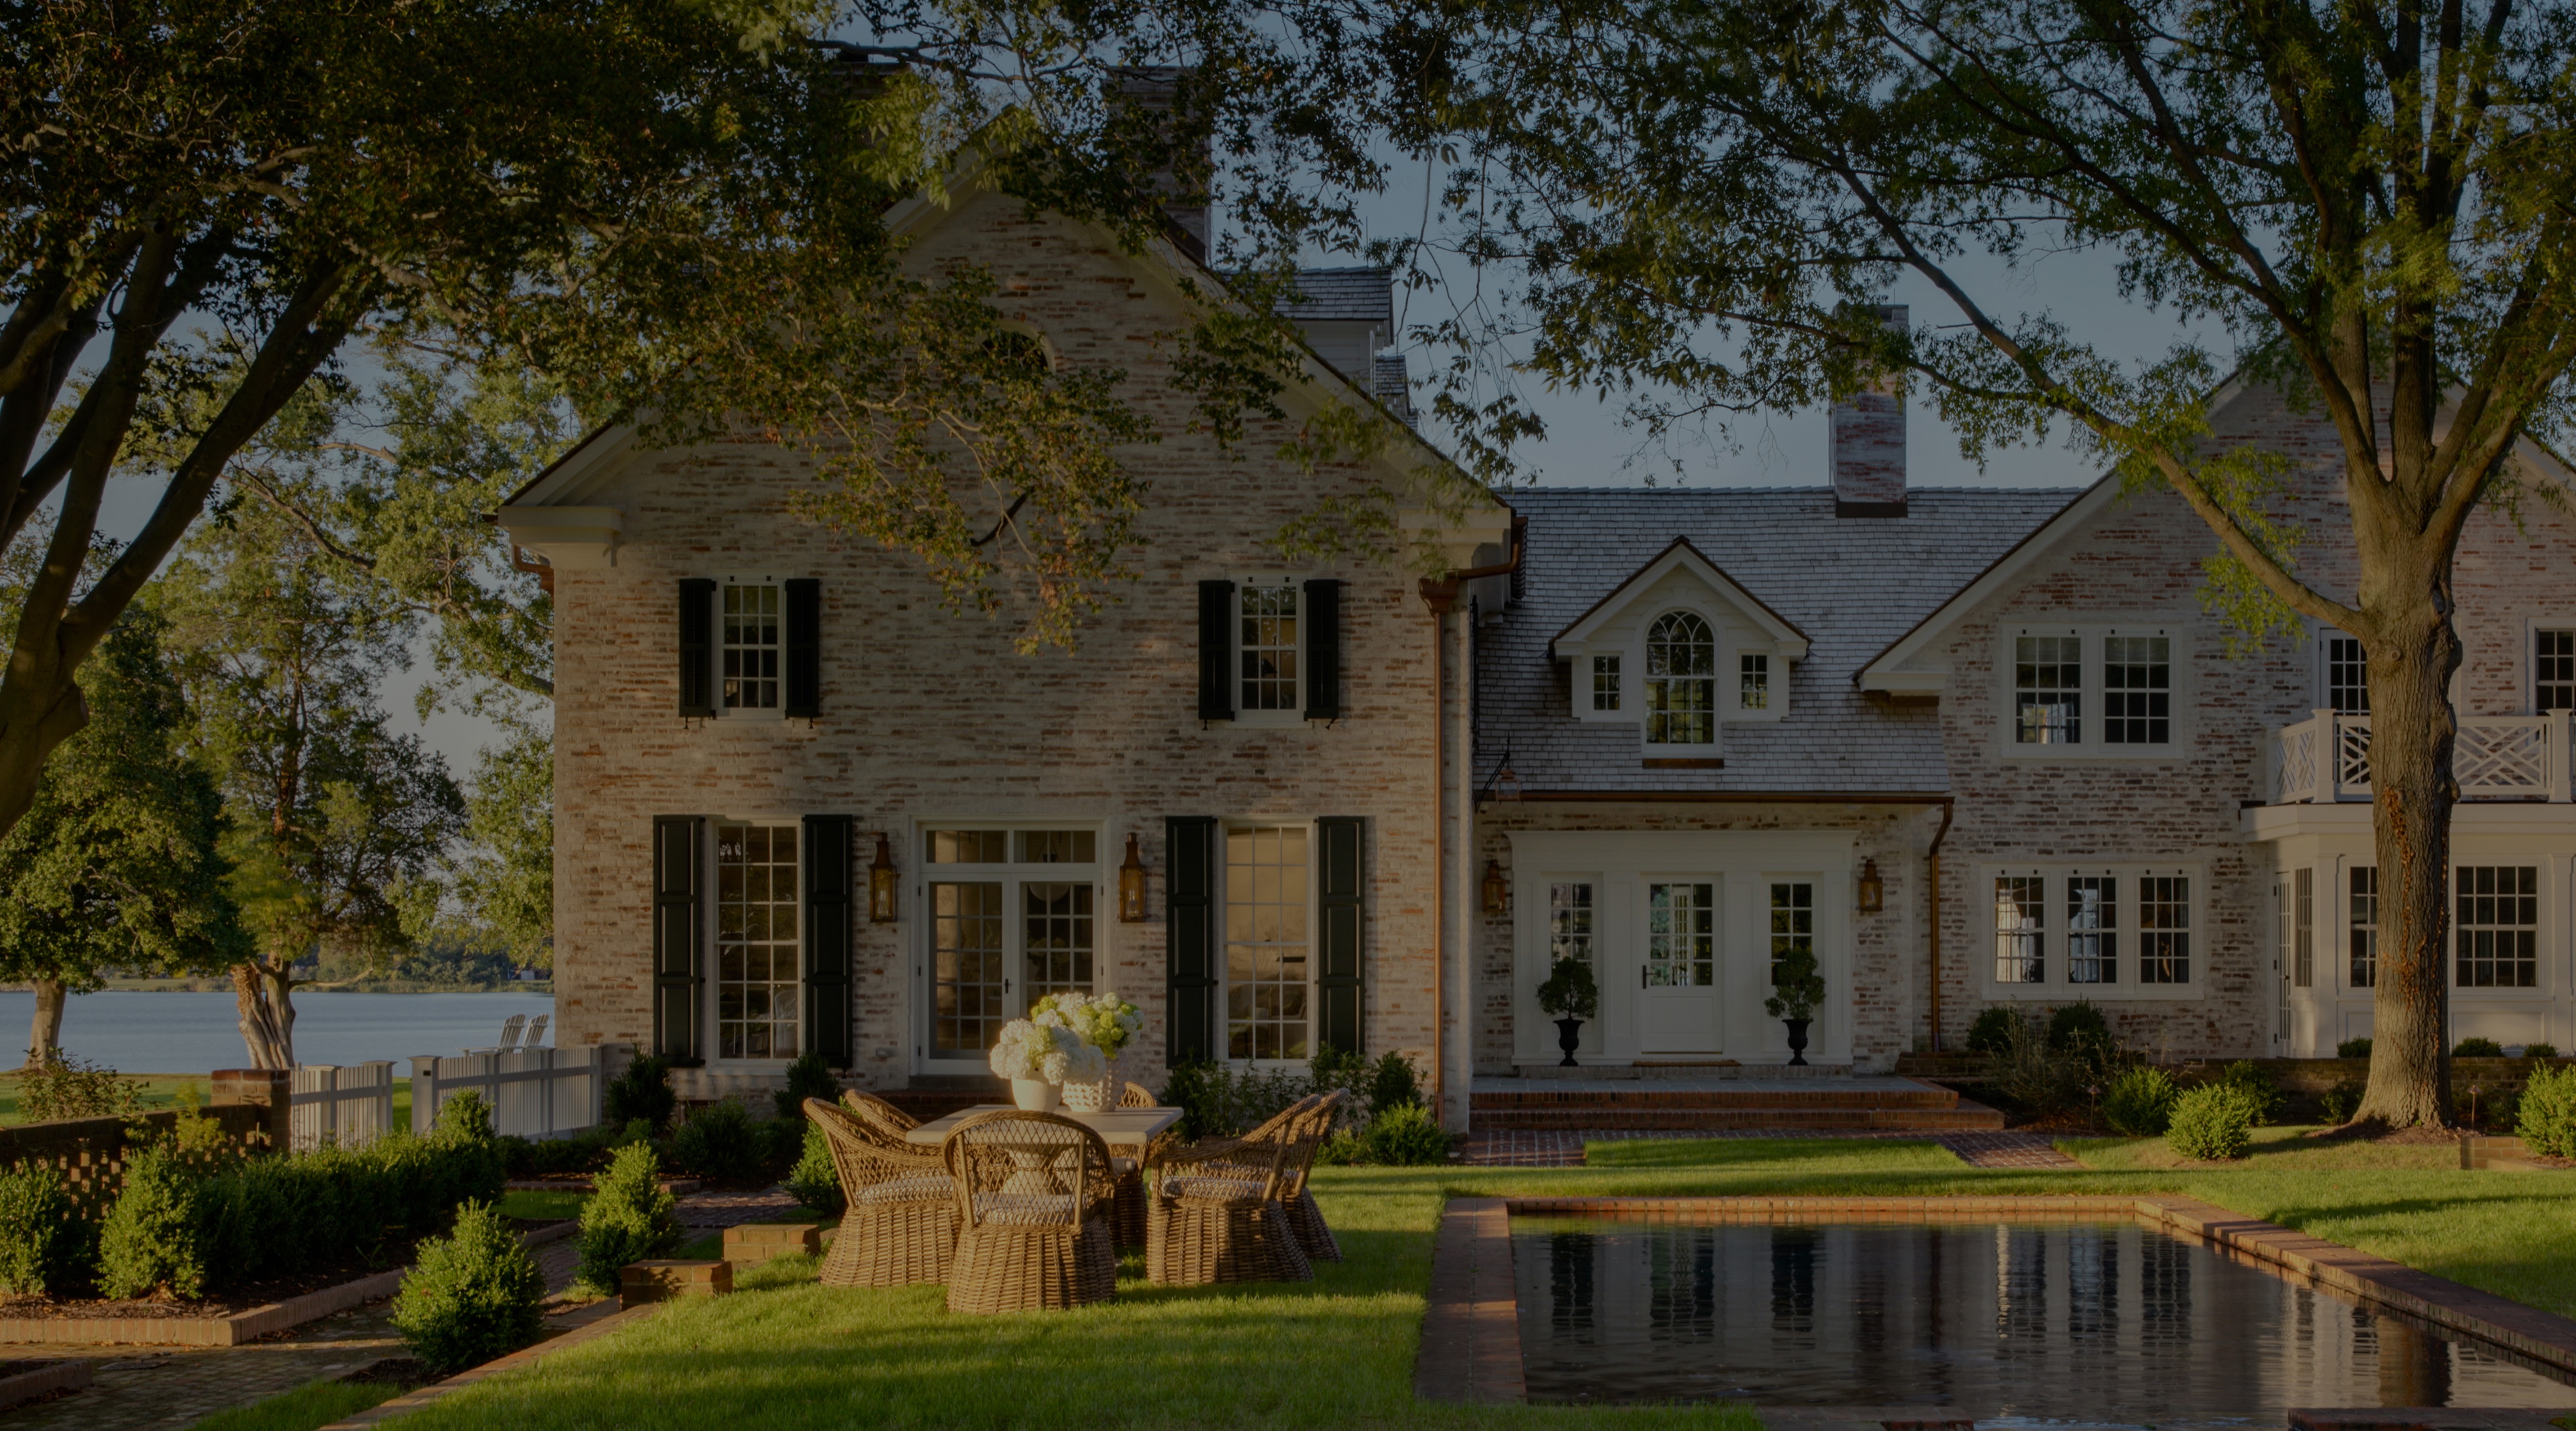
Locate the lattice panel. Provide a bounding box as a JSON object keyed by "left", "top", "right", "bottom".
{"left": 2458, "top": 720, "right": 2551, "bottom": 795}
{"left": 2336, "top": 718, "right": 2375, "bottom": 794}
{"left": 2274, "top": 725, "right": 2318, "bottom": 801}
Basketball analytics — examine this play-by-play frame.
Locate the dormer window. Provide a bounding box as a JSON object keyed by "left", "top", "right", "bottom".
{"left": 1591, "top": 655, "right": 1622, "bottom": 712}
{"left": 1645, "top": 611, "right": 1717, "bottom": 745}
{"left": 1739, "top": 653, "right": 1770, "bottom": 712}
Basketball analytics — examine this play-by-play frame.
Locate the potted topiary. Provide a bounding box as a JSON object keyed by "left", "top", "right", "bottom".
{"left": 1535, "top": 957, "right": 1600, "bottom": 1067}
{"left": 1765, "top": 947, "right": 1827, "bottom": 1066}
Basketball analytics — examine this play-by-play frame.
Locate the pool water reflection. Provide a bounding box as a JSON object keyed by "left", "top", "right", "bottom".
{"left": 1513, "top": 1218, "right": 2576, "bottom": 1416}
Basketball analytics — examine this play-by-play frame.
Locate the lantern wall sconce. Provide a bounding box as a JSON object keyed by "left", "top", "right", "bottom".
{"left": 1118, "top": 833, "right": 1148, "bottom": 922}
{"left": 868, "top": 835, "right": 898, "bottom": 923}
{"left": 1481, "top": 859, "right": 1510, "bottom": 916}
{"left": 1856, "top": 857, "right": 1884, "bottom": 914}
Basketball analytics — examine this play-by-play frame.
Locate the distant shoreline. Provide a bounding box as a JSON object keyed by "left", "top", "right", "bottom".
{"left": 0, "top": 981, "right": 554, "bottom": 996}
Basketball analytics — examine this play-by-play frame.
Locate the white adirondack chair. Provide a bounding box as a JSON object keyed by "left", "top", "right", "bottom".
{"left": 522, "top": 1014, "right": 550, "bottom": 1048}
{"left": 483, "top": 1014, "right": 528, "bottom": 1053}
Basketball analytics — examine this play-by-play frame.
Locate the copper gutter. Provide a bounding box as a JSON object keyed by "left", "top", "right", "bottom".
{"left": 1926, "top": 799, "right": 1956, "bottom": 1054}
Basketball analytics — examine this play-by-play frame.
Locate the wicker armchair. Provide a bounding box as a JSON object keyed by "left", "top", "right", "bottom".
{"left": 1146, "top": 1096, "right": 1317, "bottom": 1286}
{"left": 843, "top": 1088, "right": 921, "bottom": 1134}
{"left": 1277, "top": 1089, "right": 1346, "bottom": 1263}
{"left": 1118, "top": 1081, "right": 1159, "bottom": 1108}
{"left": 806, "top": 1098, "right": 958, "bottom": 1287}
{"left": 942, "top": 1110, "right": 1120, "bottom": 1314}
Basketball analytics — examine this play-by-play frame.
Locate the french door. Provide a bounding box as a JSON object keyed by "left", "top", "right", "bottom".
{"left": 1635, "top": 880, "right": 1723, "bottom": 1053}
{"left": 920, "top": 827, "right": 1101, "bottom": 1073}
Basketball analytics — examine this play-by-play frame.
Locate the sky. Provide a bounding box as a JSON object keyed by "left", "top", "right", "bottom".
{"left": 64, "top": 157, "right": 2222, "bottom": 780}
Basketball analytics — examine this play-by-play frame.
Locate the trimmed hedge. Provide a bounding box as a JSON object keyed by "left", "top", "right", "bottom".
{"left": 394, "top": 1201, "right": 547, "bottom": 1375}
{"left": 2518, "top": 1063, "right": 2576, "bottom": 1158}
{"left": 0, "top": 1161, "right": 79, "bottom": 1296}
{"left": 577, "top": 1141, "right": 677, "bottom": 1295}
{"left": 2166, "top": 1083, "right": 2261, "bottom": 1161}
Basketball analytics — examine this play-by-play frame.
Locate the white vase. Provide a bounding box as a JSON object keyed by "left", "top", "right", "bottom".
{"left": 1012, "top": 1078, "right": 1061, "bottom": 1113}
{"left": 1061, "top": 1053, "right": 1119, "bottom": 1113}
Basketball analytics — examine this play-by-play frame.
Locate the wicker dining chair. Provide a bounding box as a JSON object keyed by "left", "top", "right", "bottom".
{"left": 1275, "top": 1089, "right": 1346, "bottom": 1263}
{"left": 1146, "top": 1095, "right": 1317, "bottom": 1286}
{"left": 1117, "top": 1081, "right": 1159, "bottom": 1108}
{"left": 942, "top": 1110, "right": 1120, "bottom": 1314}
{"left": 843, "top": 1088, "right": 922, "bottom": 1134}
{"left": 806, "top": 1098, "right": 959, "bottom": 1287}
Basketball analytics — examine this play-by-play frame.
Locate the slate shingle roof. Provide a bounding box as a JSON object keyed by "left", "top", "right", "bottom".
{"left": 1478, "top": 486, "right": 2081, "bottom": 793}
{"left": 1282, "top": 267, "right": 1393, "bottom": 323}
{"left": 1372, "top": 354, "right": 1415, "bottom": 427}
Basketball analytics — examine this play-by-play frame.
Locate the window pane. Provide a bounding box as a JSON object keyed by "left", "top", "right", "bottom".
{"left": 1994, "top": 875, "right": 2045, "bottom": 983}
{"left": 2292, "top": 867, "right": 2314, "bottom": 988}
{"left": 932, "top": 882, "right": 1006, "bottom": 1053}
{"left": 1549, "top": 884, "right": 1595, "bottom": 968}
{"left": 927, "top": 830, "right": 1009, "bottom": 863}
{"left": 2538, "top": 629, "right": 2576, "bottom": 713}
{"left": 1645, "top": 613, "right": 1716, "bottom": 745}
{"left": 1239, "top": 586, "right": 1301, "bottom": 712}
{"left": 1226, "top": 825, "right": 1310, "bottom": 1059}
{"left": 2349, "top": 867, "right": 2378, "bottom": 989}
{"left": 721, "top": 583, "right": 782, "bottom": 710}
{"left": 1768, "top": 882, "right": 1813, "bottom": 984}
{"left": 2456, "top": 865, "right": 2539, "bottom": 988}
{"left": 2015, "top": 636, "right": 2082, "bottom": 744}
{"left": 2326, "top": 636, "right": 2369, "bottom": 714}
{"left": 2067, "top": 876, "right": 2117, "bottom": 984}
{"left": 1647, "top": 883, "right": 1717, "bottom": 987}
{"left": 1022, "top": 882, "right": 1095, "bottom": 1004}
{"left": 1592, "top": 655, "right": 1621, "bottom": 712}
{"left": 1739, "top": 653, "right": 1770, "bottom": 712}
{"left": 2138, "top": 876, "right": 2191, "bottom": 984}
{"left": 715, "top": 822, "right": 800, "bottom": 1060}
{"left": 2102, "top": 635, "right": 2169, "bottom": 744}
{"left": 1015, "top": 830, "right": 1097, "bottom": 864}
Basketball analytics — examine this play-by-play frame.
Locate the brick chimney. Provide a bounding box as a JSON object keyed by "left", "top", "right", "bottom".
{"left": 1116, "top": 68, "right": 1212, "bottom": 260}
{"left": 1832, "top": 304, "right": 1908, "bottom": 518}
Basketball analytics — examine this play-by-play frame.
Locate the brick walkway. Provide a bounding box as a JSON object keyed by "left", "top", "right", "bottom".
{"left": 5, "top": 1186, "right": 801, "bottom": 1430}
{"left": 1456, "top": 1127, "right": 2080, "bottom": 1169}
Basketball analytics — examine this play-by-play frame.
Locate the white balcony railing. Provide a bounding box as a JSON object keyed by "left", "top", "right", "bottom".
{"left": 2267, "top": 709, "right": 2576, "bottom": 803}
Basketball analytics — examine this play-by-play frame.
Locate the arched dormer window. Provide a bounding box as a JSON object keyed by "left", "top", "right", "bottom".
{"left": 1645, "top": 611, "right": 1717, "bottom": 745}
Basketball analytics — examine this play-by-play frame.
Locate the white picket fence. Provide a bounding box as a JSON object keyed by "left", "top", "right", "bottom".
{"left": 288, "top": 1062, "right": 396, "bottom": 1152}
{"left": 409, "top": 1045, "right": 612, "bottom": 1141}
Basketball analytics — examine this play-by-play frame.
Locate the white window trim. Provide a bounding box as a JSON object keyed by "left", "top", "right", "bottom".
{"left": 714, "top": 572, "right": 789, "bottom": 722}
{"left": 1217, "top": 816, "right": 1322, "bottom": 1067}
{"left": 2449, "top": 860, "right": 2551, "bottom": 1000}
{"left": 1566, "top": 614, "right": 1790, "bottom": 733}
{"left": 1976, "top": 862, "right": 2206, "bottom": 1001}
{"left": 1994, "top": 621, "right": 2188, "bottom": 760}
{"left": 1640, "top": 608, "right": 1723, "bottom": 751}
{"left": 1230, "top": 573, "right": 1309, "bottom": 729}
{"left": 2524, "top": 616, "right": 2576, "bottom": 716}
{"left": 908, "top": 818, "right": 1112, "bottom": 1075}
{"left": 705, "top": 813, "right": 805, "bottom": 1067}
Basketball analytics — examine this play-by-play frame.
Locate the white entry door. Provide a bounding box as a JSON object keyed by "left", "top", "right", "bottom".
{"left": 1635, "top": 880, "right": 1723, "bottom": 1053}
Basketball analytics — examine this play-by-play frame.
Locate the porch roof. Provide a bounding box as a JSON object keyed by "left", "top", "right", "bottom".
{"left": 1478, "top": 486, "right": 2077, "bottom": 794}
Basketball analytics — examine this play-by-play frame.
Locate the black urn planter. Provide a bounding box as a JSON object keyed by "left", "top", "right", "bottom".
{"left": 1554, "top": 1017, "right": 1586, "bottom": 1067}
{"left": 1782, "top": 1017, "right": 1812, "bottom": 1067}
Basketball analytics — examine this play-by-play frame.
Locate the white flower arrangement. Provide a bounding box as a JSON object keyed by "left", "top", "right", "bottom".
{"left": 1030, "top": 991, "right": 1142, "bottom": 1056}
{"left": 989, "top": 1015, "right": 1108, "bottom": 1085}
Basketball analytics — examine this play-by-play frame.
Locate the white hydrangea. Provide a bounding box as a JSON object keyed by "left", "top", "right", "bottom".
{"left": 1030, "top": 991, "right": 1142, "bottom": 1055}
{"left": 989, "top": 1016, "right": 1110, "bottom": 1083}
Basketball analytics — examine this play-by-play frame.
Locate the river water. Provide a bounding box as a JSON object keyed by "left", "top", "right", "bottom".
{"left": 0, "top": 989, "right": 557, "bottom": 1073}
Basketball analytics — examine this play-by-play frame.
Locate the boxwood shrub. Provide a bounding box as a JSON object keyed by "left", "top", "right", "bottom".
{"left": 576, "top": 1141, "right": 678, "bottom": 1295}
{"left": 2101, "top": 1067, "right": 2178, "bottom": 1136}
{"left": 393, "top": 1201, "right": 547, "bottom": 1375}
{"left": 0, "top": 1162, "right": 81, "bottom": 1296}
{"left": 2518, "top": 1063, "right": 2576, "bottom": 1157}
{"left": 2165, "top": 1083, "right": 2262, "bottom": 1161}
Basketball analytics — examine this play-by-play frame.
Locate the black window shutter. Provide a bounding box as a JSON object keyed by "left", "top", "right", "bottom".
{"left": 784, "top": 578, "right": 821, "bottom": 719}
{"left": 677, "top": 579, "right": 716, "bottom": 717}
{"left": 651, "top": 815, "right": 707, "bottom": 1065}
{"left": 1316, "top": 816, "right": 1364, "bottom": 1055}
{"left": 802, "top": 814, "right": 853, "bottom": 1068}
{"left": 1197, "top": 580, "right": 1235, "bottom": 721}
{"left": 1165, "top": 816, "right": 1218, "bottom": 1062}
{"left": 1303, "top": 578, "right": 1342, "bottom": 721}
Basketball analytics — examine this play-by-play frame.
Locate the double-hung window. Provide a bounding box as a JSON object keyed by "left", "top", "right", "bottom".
{"left": 2456, "top": 865, "right": 2538, "bottom": 988}
{"left": 1239, "top": 584, "right": 1301, "bottom": 712}
{"left": 722, "top": 580, "right": 782, "bottom": 712}
{"left": 1644, "top": 612, "right": 1717, "bottom": 745}
{"left": 2536, "top": 629, "right": 2576, "bottom": 713}
{"left": 1988, "top": 867, "right": 2195, "bottom": 994}
{"left": 2349, "top": 867, "right": 2378, "bottom": 989}
{"left": 2006, "top": 627, "right": 2181, "bottom": 751}
{"left": 2324, "top": 635, "right": 2369, "bottom": 714}
{"left": 1739, "top": 654, "right": 1770, "bottom": 712}
{"left": 1591, "top": 656, "right": 1622, "bottom": 712}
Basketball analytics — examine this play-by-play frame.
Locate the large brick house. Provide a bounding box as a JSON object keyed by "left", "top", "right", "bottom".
{"left": 504, "top": 170, "right": 2576, "bottom": 1127}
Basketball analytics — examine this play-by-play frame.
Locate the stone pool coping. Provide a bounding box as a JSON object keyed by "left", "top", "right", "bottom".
{"left": 1417, "top": 1195, "right": 2576, "bottom": 1406}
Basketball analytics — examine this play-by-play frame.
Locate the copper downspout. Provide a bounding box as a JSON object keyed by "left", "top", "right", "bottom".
{"left": 1420, "top": 578, "right": 1459, "bottom": 1121}
{"left": 1927, "top": 798, "right": 1957, "bottom": 1054}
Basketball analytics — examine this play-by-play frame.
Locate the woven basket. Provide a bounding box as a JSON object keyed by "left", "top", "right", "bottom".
{"left": 1061, "top": 1053, "right": 1120, "bottom": 1112}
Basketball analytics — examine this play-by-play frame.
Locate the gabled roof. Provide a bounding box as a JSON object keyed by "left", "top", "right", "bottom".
{"left": 1550, "top": 537, "right": 1811, "bottom": 661}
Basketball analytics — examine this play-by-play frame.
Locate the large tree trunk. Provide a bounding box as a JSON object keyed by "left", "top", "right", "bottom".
{"left": 21, "top": 979, "right": 66, "bottom": 1069}
{"left": 233, "top": 961, "right": 295, "bottom": 1070}
{"left": 2355, "top": 602, "right": 2461, "bottom": 1130}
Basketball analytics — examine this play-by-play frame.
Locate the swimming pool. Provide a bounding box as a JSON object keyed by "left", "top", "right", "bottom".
{"left": 1513, "top": 1216, "right": 2576, "bottom": 1418}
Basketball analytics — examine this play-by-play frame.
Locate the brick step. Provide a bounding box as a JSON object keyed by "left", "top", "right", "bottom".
{"left": 1474, "top": 1100, "right": 2006, "bottom": 1132}
{"left": 1472, "top": 1086, "right": 1961, "bottom": 1111}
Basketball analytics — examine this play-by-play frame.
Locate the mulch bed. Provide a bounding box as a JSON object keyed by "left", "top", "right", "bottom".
{"left": 0, "top": 1238, "right": 427, "bottom": 1322}
{"left": 340, "top": 1357, "right": 433, "bottom": 1387}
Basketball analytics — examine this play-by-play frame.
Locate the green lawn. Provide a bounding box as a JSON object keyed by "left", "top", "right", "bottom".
{"left": 2059, "top": 1122, "right": 2462, "bottom": 1172}
{"left": 184, "top": 1377, "right": 415, "bottom": 1431}
{"left": 498, "top": 1188, "right": 590, "bottom": 1222}
{"left": 360, "top": 1137, "right": 2576, "bottom": 1431}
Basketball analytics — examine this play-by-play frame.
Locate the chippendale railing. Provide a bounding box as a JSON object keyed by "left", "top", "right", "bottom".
{"left": 2267, "top": 710, "right": 2575, "bottom": 802}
